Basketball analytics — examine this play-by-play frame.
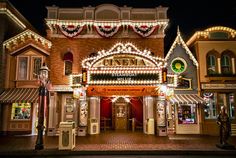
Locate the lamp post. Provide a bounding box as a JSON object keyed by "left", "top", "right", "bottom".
{"left": 35, "top": 63, "right": 50, "bottom": 150}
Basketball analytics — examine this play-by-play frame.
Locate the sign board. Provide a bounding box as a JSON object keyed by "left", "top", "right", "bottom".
{"left": 87, "top": 86, "right": 159, "bottom": 96}
{"left": 201, "top": 83, "right": 236, "bottom": 90}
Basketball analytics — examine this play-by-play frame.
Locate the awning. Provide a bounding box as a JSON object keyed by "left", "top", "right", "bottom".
{"left": 169, "top": 94, "right": 205, "bottom": 104}
{"left": 0, "top": 88, "right": 38, "bottom": 103}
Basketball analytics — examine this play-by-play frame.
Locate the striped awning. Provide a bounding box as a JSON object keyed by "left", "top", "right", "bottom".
{"left": 169, "top": 94, "right": 205, "bottom": 104}
{"left": 0, "top": 88, "right": 38, "bottom": 103}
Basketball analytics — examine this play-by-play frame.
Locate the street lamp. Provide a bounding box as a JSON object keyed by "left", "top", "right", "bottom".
{"left": 35, "top": 63, "right": 50, "bottom": 150}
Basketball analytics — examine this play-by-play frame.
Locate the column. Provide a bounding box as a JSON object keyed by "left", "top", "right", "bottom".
{"left": 217, "top": 58, "right": 221, "bottom": 74}
{"left": 47, "top": 92, "right": 56, "bottom": 136}
{"left": 156, "top": 96, "right": 167, "bottom": 136}
{"left": 232, "top": 58, "right": 235, "bottom": 74}
{"left": 143, "top": 96, "right": 154, "bottom": 134}
{"left": 88, "top": 97, "right": 100, "bottom": 134}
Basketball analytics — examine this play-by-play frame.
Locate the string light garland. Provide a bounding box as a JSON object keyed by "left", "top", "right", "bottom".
{"left": 46, "top": 19, "right": 168, "bottom": 38}
{"left": 186, "top": 26, "right": 236, "bottom": 46}
{"left": 165, "top": 28, "right": 199, "bottom": 67}
{"left": 3, "top": 29, "right": 52, "bottom": 50}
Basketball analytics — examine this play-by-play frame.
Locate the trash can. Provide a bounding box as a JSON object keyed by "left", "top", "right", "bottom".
{"left": 59, "top": 121, "right": 76, "bottom": 150}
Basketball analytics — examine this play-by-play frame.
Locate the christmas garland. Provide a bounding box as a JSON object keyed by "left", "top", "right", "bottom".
{"left": 58, "top": 24, "right": 84, "bottom": 38}
{"left": 132, "top": 25, "right": 157, "bottom": 37}
{"left": 94, "top": 25, "right": 120, "bottom": 38}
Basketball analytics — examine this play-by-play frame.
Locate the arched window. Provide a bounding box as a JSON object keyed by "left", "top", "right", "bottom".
{"left": 207, "top": 55, "right": 216, "bottom": 75}
{"left": 221, "top": 54, "right": 231, "bottom": 74}
{"left": 63, "top": 52, "right": 73, "bottom": 75}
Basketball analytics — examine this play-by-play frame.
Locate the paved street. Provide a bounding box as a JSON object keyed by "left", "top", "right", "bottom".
{"left": 0, "top": 131, "right": 236, "bottom": 157}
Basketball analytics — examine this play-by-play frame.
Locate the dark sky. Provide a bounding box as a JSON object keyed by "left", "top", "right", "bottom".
{"left": 8, "top": 0, "right": 236, "bottom": 53}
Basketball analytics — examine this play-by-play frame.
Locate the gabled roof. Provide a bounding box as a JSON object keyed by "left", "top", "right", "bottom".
{"left": 3, "top": 29, "right": 52, "bottom": 55}
{"left": 165, "top": 27, "right": 198, "bottom": 67}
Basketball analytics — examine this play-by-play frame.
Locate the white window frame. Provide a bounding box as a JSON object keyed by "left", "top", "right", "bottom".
{"left": 16, "top": 55, "right": 44, "bottom": 81}
{"left": 30, "top": 56, "right": 43, "bottom": 80}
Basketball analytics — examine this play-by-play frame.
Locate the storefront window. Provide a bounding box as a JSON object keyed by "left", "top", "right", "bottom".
{"left": 11, "top": 103, "right": 31, "bottom": 120}
{"left": 203, "top": 93, "right": 217, "bottom": 119}
{"left": 229, "top": 93, "right": 235, "bottom": 118}
{"left": 178, "top": 104, "right": 197, "bottom": 124}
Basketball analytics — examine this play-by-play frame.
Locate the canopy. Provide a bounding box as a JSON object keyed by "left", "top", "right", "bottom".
{"left": 169, "top": 94, "right": 205, "bottom": 104}
{"left": 0, "top": 88, "right": 38, "bottom": 103}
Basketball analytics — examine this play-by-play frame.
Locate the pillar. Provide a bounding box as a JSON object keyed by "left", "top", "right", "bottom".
{"left": 143, "top": 96, "right": 154, "bottom": 134}
{"left": 217, "top": 58, "right": 221, "bottom": 74}
{"left": 88, "top": 97, "right": 100, "bottom": 134}
{"left": 156, "top": 96, "right": 167, "bottom": 136}
{"left": 232, "top": 58, "right": 235, "bottom": 74}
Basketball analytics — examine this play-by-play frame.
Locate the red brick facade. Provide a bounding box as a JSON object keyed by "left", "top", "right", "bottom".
{"left": 49, "top": 38, "right": 164, "bottom": 85}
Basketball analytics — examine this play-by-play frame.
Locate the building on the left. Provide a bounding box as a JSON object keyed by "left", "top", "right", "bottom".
{"left": 0, "top": 0, "right": 51, "bottom": 135}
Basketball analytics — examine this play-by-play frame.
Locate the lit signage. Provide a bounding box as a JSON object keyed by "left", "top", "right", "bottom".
{"left": 90, "top": 73, "right": 159, "bottom": 82}
{"left": 102, "top": 57, "right": 146, "bottom": 66}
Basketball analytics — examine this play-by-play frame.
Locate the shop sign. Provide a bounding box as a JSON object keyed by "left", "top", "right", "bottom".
{"left": 87, "top": 86, "right": 159, "bottom": 96}
{"left": 102, "top": 58, "right": 146, "bottom": 66}
{"left": 90, "top": 73, "right": 159, "bottom": 82}
{"left": 201, "top": 83, "right": 236, "bottom": 90}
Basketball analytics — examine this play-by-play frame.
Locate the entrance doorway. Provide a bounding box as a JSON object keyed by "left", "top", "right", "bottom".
{"left": 100, "top": 97, "right": 143, "bottom": 131}
{"left": 114, "top": 101, "right": 128, "bottom": 130}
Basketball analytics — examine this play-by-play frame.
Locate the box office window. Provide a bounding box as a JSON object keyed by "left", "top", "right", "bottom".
{"left": 178, "top": 104, "right": 197, "bottom": 124}
{"left": 11, "top": 103, "right": 31, "bottom": 120}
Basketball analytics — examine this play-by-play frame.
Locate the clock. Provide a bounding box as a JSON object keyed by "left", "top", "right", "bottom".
{"left": 171, "top": 58, "right": 187, "bottom": 73}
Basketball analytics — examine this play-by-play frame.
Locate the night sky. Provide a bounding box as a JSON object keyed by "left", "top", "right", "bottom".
{"left": 8, "top": 0, "right": 236, "bottom": 54}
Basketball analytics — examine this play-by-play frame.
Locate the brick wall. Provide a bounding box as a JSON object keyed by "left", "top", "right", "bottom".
{"left": 49, "top": 38, "right": 164, "bottom": 85}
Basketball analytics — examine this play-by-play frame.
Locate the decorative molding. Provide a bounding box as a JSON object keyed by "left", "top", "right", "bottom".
{"left": 165, "top": 27, "right": 199, "bottom": 67}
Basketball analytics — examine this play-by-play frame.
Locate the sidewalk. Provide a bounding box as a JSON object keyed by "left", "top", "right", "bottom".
{"left": 0, "top": 131, "right": 236, "bottom": 156}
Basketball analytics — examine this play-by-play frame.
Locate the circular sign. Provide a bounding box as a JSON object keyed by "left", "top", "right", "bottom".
{"left": 171, "top": 58, "right": 187, "bottom": 73}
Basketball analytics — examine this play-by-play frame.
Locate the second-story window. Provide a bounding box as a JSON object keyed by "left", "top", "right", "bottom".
{"left": 221, "top": 55, "right": 231, "bottom": 74}
{"left": 207, "top": 55, "right": 216, "bottom": 75}
{"left": 63, "top": 52, "right": 73, "bottom": 76}
{"left": 18, "top": 56, "right": 29, "bottom": 80}
{"left": 17, "top": 56, "right": 43, "bottom": 80}
{"left": 32, "top": 57, "right": 42, "bottom": 79}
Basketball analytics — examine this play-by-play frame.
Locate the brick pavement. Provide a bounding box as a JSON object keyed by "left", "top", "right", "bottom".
{"left": 0, "top": 131, "right": 236, "bottom": 155}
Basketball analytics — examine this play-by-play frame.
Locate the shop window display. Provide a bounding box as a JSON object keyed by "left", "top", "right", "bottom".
{"left": 178, "top": 104, "right": 196, "bottom": 124}
{"left": 11, "top": 103, "right": 31, "bottom": 120}
{"left": 203, "top": 92, "right": 217, "bottom": 119}
{"left": 229, "top": 93, "right": 235, "bottom": 118}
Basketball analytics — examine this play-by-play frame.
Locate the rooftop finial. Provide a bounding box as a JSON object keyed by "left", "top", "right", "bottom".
{"left": 177, "top": 25, "right": 180, "bottom": 35}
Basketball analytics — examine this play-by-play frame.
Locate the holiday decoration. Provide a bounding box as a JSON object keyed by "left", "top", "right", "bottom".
{"left": 94, "top": 25, "right": 120, "bottom": 38}
{"left": 132, "top": 25, "right": 157, "bottom": 37}
{"left": 58, "top": 24, "right": 84, "bottom": 38}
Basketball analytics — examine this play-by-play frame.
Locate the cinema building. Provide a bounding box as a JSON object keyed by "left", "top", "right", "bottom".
{"left": 44, "top": 4, "right": 179, "bottom": 136}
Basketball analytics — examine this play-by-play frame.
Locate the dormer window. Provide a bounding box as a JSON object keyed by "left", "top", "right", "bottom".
{"left": 16, "top": 56, "right": 43, "bottom": 80}
{"left": 63, "top": 52, "right": 73, "bottom": 76}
